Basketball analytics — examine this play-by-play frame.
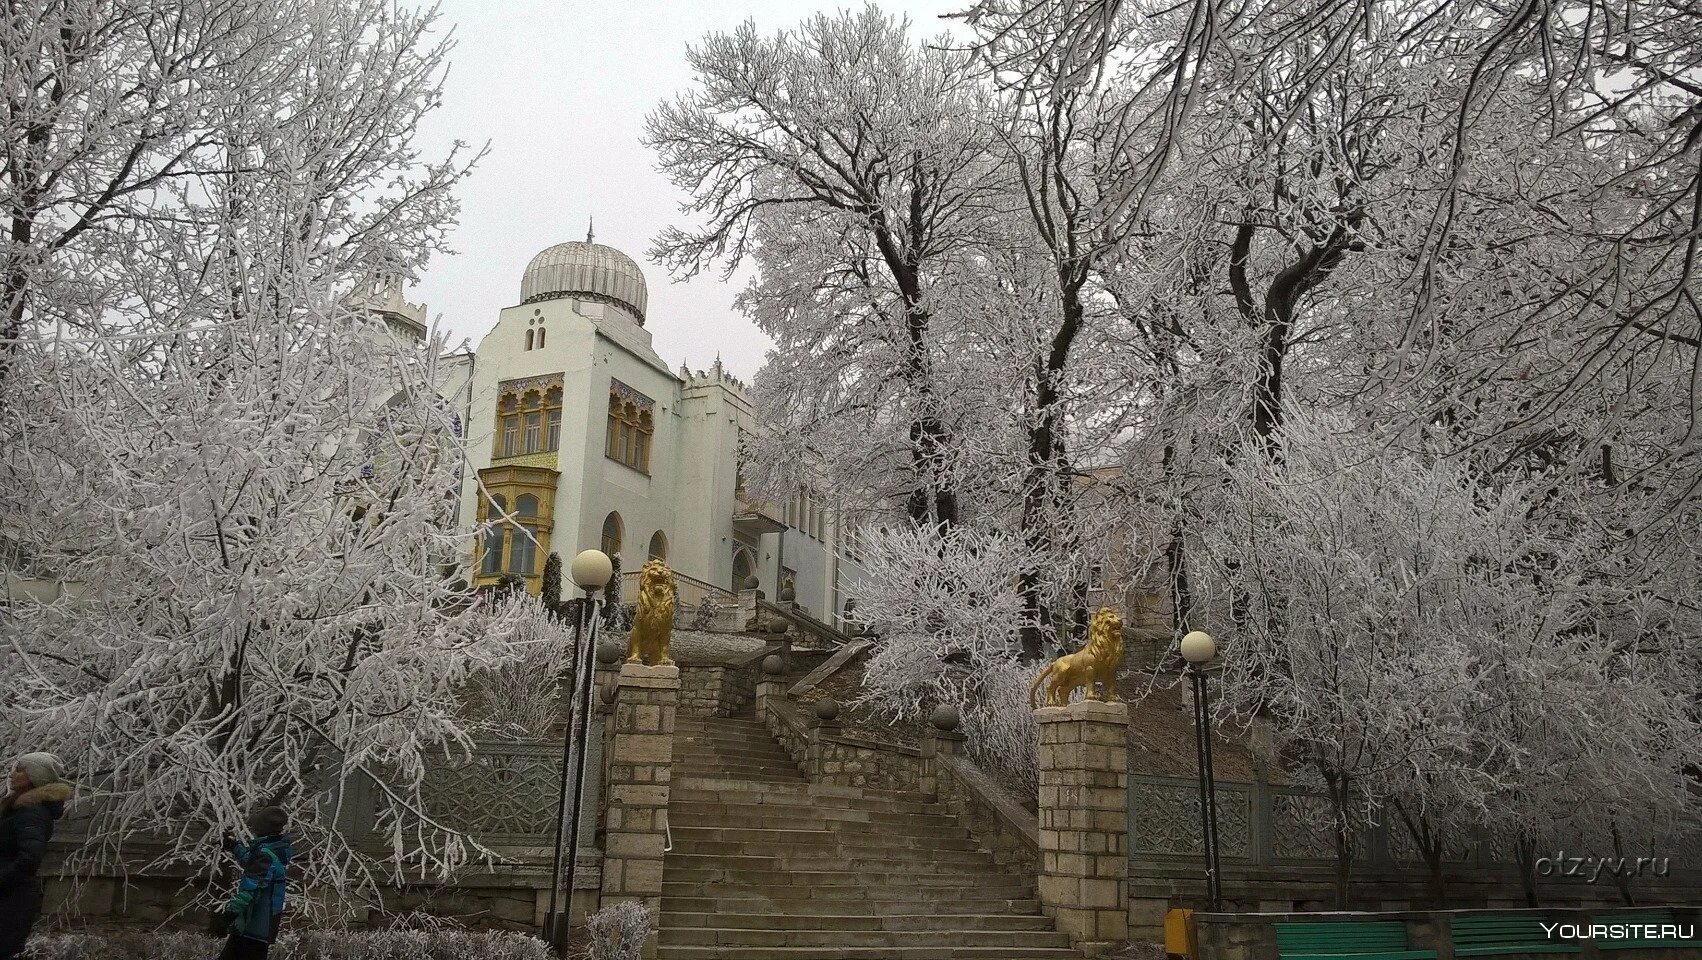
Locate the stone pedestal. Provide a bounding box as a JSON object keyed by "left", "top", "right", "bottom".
{"left": 920, "top": 728, "right": 965, "bottom": 799}
{"left": 600, "top": 663, "right": 679, "bottom": 958}
{"left": 755, "top": 677, "right": 787, "bottom": 716}
{"left": 1036, "top": 699, "right": 1129, "bottom": 956}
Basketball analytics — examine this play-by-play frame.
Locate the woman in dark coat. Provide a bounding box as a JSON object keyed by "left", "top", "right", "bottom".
{"left": 0, "top": 752, "right": 71, "bottom": 960}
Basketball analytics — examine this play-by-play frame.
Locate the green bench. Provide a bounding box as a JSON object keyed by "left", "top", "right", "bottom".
{"left": 1275, "top": 921, "right": 1439, "bottom": 960}
{"left": 1451, "top": 914, "right": 1580, "bottom": 956}
{"left": 1596, "top": 909, "right": 1694, "bottom": 951}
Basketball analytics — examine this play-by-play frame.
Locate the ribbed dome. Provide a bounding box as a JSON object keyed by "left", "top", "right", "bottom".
{"left": 520, "top": 241, "right": 648, "bottom": 322}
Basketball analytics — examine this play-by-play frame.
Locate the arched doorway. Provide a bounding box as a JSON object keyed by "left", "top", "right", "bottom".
{"left": 601, "top": 511, "right": 623, "bottom": 560}
{"left": 648, "top": 530, "right": 668, "bottom": 562}
{"left": 731, "top": 546, "right": 755, "bottom": 591}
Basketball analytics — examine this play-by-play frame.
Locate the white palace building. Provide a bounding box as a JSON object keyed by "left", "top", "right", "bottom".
{"left": 437, "top": 237, "right": 853, "bottom": 622}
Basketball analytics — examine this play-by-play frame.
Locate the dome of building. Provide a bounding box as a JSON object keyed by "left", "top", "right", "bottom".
{"left": 520, "top": 241, "right": 648, "bottom": 323}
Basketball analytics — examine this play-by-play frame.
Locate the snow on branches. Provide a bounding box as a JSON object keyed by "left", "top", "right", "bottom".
{"left": 0, "top": 0, "right": 518, "bottom": 913}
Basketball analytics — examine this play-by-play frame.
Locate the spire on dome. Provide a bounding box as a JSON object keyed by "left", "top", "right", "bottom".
{"left": 587, "top": 218, "right": 595, "bottom": 244}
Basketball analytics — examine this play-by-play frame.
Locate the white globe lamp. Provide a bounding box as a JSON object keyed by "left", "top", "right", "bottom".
{"left": 1180, "top": 630, "right": 1216, "bottom": 666}
{"left": 570, "top": 549, "right": 613, "bottom": 592}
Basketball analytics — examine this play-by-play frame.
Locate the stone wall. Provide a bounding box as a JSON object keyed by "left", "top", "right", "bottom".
{"left": 759, "top": 697, "right": 926, "bottom": 793}
{"left": 935, "top": 753, "right": 1039, "bottom": 877}
{"left": 677, "top": 664, "right": 753, "bottom": 718}
{"left": 1193, "top": 907, "right": 1702, "bottom": 960}
{"left": 810, "top": 731, "right": 924, "bottom": 792}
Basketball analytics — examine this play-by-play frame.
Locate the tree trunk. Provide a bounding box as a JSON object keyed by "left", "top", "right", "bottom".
{"left": 1610, "top": 821, "right": 1638, "bottom": 907}
{"left": 1515, "top": 834, "right": 1542, "bottom": 907}
{"left": 1328, "top": 776, "right": 1355, "bottom": 910}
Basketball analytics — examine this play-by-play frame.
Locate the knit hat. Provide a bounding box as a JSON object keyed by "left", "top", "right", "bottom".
{"left": 14, "top": 752, "right": 64, "bottom": 789}
{"left": 247, "top": 805, "right": 288, "bottom": 837}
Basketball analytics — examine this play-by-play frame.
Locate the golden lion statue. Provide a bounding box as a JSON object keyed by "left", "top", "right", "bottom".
{"left": 1028, "top": 607, "right": 1124, "bottom": 708}
{"left": 627, "top": 559, "right": 676, "bottom": 666}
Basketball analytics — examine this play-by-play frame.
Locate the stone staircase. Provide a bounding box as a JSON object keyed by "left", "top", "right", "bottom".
{"left": 659, "top": 713, "right": 1077, "bottom": 959}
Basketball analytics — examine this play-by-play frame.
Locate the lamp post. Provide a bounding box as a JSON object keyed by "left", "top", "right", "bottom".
{"left": 547, "top": 549, "right": 613, "bottom": 946}
{"left": 1180, "top": 629, "right": 1223, "bottom": 911}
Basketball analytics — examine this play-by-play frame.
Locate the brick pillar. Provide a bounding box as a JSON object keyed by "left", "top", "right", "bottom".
{"left": 600, "top": 662, "right": 679, "bottom": 958}
{"left": 1036, "top": 699, "right": 1129, "bottom": 956}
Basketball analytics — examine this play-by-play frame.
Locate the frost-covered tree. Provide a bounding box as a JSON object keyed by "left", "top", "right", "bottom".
{"left": 846, "top": 522, "right": 1041, "bottom": 790}
{"left": 1197, "top": 410, "right": 1700, "bottom": 907}
{"left": 1, "top": 307, "right": 543, "bottom": 909}
{"left": 0, "top": 0, "right": 474, "bottom": 379}
{"left": 0, "top": 0, "right": 514, "bottom": 913}
{"left": 646, "top": 5, "right": 1002, "bottom": 528}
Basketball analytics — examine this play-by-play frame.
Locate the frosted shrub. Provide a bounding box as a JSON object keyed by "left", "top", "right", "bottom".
{"left": 959, "top": 659, "right": 1041, "bottom": 800}
{"left": 280, "top": 929, "right": 552, "bottom": 960}
{"left": 584, "top": 900, "right": 651, "bottom": 960}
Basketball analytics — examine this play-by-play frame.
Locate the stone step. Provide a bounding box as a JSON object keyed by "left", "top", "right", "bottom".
{"left": 661, "top": 912, "right": 1056, "bottom": 932}
{"left": 671, "top": 834, "right": 983, "bottom": 857}
{"left": 672, "top": 762, "right": 806, "bottom": 779}
{"left": 660, "top": 714, "right": 1066, "bottom": 960}
{"left": 655, "top": 946, "right": 1081, "bottom": 960}
{"left": 669, "top": 806, "right": 962, "bottom": 833}
{"left": 673, "top": 761, "right": 801, "bottom": 776}
{"left": 667, "top": 738, "right": 793, "bottom": 752}
{"left": 671, "top": 783, "right": 941, "bottom": 813}
{"left": 660, "top": 927, "right": 1073, "bottom": 949}
{"left": 660, "top": 896, "right": 1044, "bottom": 916}
{"left": 661, "top": 867, "right": 1035, "bottom": 891}
{"left": 672, "top": 745, "right": 798, "bottom": 763}
{"left": 666, "top": 851, "right": 998, "bottom": 874}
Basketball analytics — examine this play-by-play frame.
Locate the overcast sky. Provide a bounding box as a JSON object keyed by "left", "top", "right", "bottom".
{"left": 412, "top": 0, "right": 963, "bottom": 380}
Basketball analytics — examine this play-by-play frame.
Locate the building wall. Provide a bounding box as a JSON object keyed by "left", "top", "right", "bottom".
{"left": 455, "top": 260, "right": 848, "bottom": 613}
{"left": 575, "top": 300, "right": 682, "bottom": 578}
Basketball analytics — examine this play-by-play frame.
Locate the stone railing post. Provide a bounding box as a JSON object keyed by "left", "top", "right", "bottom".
{"left": 920, "top": 725, "right": 966, "bottom": 801}
{"left": 600, "top": 662, "right": 679, "bottom": 959}
{"left": 1036, "top": 699, "right": 1129, "bottom": 956}
{"left": 755, "top": 654, "right": 787, "bottom": 717}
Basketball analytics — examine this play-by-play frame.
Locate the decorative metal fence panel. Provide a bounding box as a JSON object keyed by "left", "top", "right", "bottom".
{"left": 336, "top": 722, "right": 602, "bottom": 850}
{"left": 1129, "top": 770, "right": 1702, "bottom": 882}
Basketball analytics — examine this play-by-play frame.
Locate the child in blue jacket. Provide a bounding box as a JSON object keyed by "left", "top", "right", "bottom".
{"left": 218, "top": 806, "right": 293, "bottom": 960}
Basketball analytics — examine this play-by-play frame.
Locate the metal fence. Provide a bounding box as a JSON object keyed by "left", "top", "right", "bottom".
{"left": 333, "top": 731, "right": 601, "bottom": 852}
{"left": 1129, "top": 773, "right": 1702, "bottom": 879}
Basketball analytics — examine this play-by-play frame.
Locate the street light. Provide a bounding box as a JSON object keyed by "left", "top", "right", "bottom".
{"left": 547, "top": 549, "right": 613, "bottom": 946}
{"left": 1180, "top": 629, "right": 1223, "bottom": 911}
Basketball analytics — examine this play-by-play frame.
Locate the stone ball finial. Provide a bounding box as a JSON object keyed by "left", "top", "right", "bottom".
{"left": 596, "top": 640, "right": 624, "bottom": 666}
{"left": 930, "top": 704, "right": 961, "bottom": 732}
{"left": 743, "top": 575, "right": 760, "bottom": 590}
{"left": 762, "top": 654, "right": 784, "bottom": 676}
{"left": 779, "top": 584, "right": 796, "bottom": 602}
{"left": 767, "top": 620, "right": 788, "bottom": 635}
{"left": 814, "top": 698, "right": 840, "bottom": 722}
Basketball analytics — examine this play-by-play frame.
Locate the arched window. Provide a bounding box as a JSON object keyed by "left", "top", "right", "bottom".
{"left": 601, "top": 511, "right": 623, "bottom": 559}
{"left": 512, "top": 526, "right": 538, "bottom": 576}
{"left": 495, "top": 395, "right": 519, "bottom": 458}
{"left": 481, "top": 495, "right": 508, "bottom": 575}
{"left": 732, "top": 547, "right": 754, "bottom": 591}
{"left": 525, "top": 329, "right": 534, "bottom": 350}
{"left": 516, "top": 495, "right": 538, "bottom": 517}
{"left": 544, "top": 386, "right": 563, "bottom": 451}
{"left": 648, "top": 531, "right": 668, "bottom": 561}
{"left": 494, "top": 377, "right": 564, "bottom": 460}
{"left": 605, "top": 382, "right": 655, "bottom": 474}
{"left": 536, "top": 328, "right": 546, "bottom": 348}
{"left": 636, "top": 409, "right": 653, "bottom": 472}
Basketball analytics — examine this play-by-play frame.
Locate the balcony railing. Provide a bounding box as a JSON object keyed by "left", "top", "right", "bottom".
{"left": 619, "top": 567, "right": 741, "bottom": 625}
